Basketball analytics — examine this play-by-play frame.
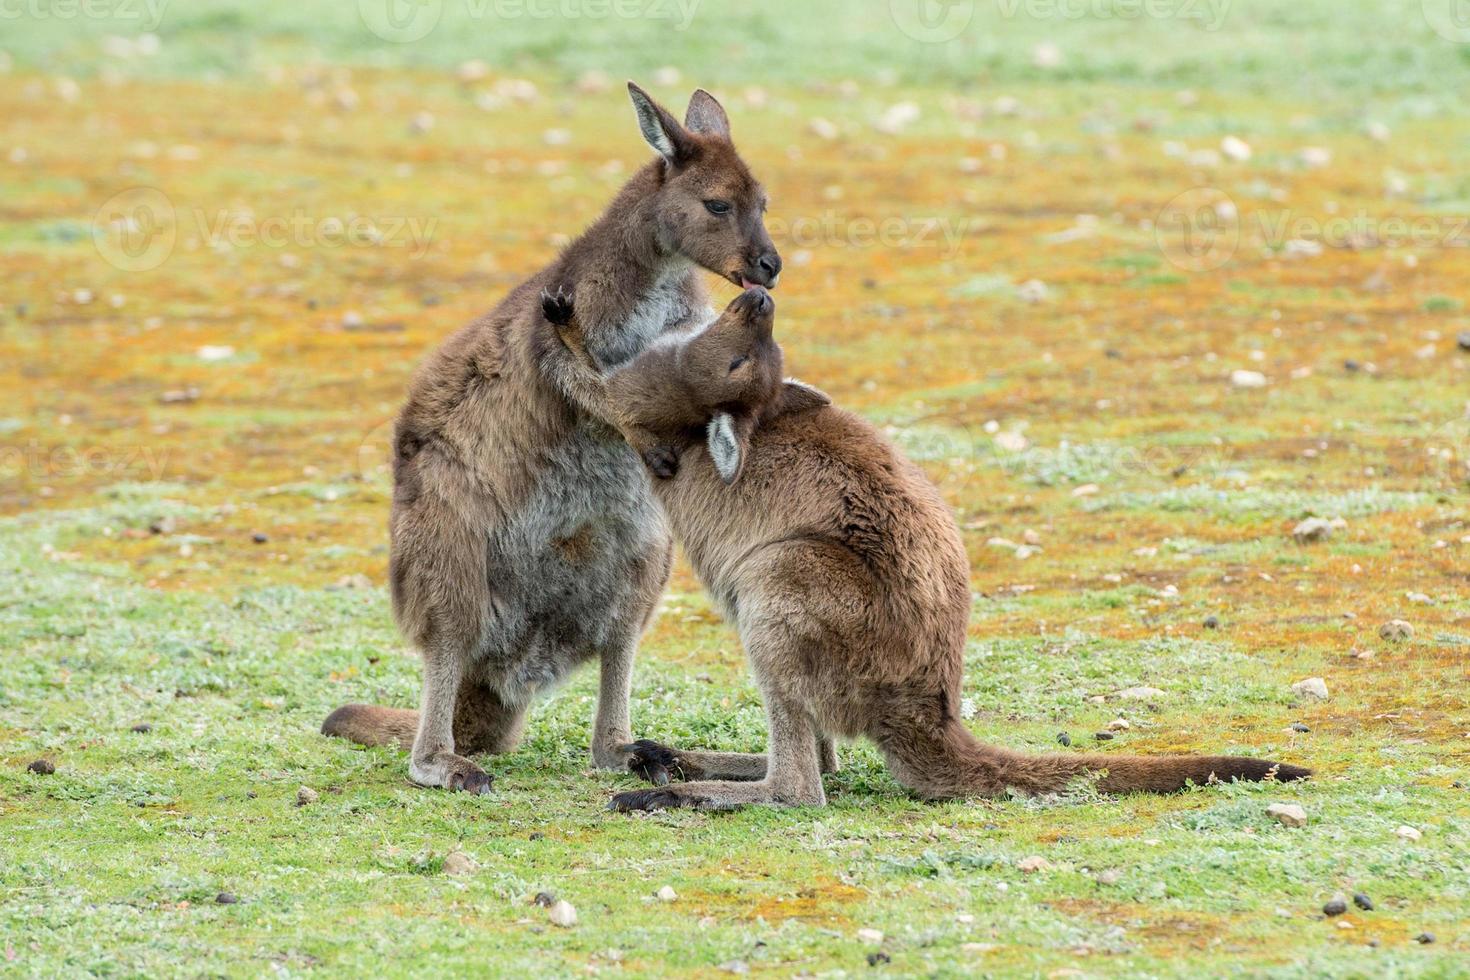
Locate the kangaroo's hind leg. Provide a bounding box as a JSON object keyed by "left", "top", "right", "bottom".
{"left": 610, "top": 649, "right": 827, "bottom": 812}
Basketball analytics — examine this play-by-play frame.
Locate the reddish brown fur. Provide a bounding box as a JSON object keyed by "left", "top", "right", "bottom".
{"left": 540, "top": 292, "right": 1311, "bottom": 810}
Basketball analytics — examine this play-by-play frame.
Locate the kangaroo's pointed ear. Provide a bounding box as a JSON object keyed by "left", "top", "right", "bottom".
{"left": 684, "top": 89, "right": 730, "bottom": 138}
{"left": 628, "top": 81, "right": 695, "bottom": 165}
{"left": 707, "top": 411, "right": 754, "bottom": 485}
{"left": 776, "top": 378, "right": 831, "bottom": 416}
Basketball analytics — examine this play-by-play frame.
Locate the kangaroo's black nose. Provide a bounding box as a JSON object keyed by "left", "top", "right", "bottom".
{"left": 757, "top": 252, "right": 782, "bottom": 281}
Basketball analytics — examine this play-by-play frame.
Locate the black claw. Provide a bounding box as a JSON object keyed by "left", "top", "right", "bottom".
{"left": 609, "top": 788, "right": 687, "bottom": 813}
{"left": 642, "top": 446, "right": 680, "bottom": 479}
{"left": 623, "top": 739, "right": 688, "bottom": 785}
{"left": 459, "top": 770, "right": 494, "bottom": 795}
{"left": 540, "top": 285, "right": 575, "bottom": 326}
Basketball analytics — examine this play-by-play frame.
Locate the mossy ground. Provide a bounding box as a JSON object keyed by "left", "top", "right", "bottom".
{"left": 2, "top": 3, "right": 1468, "bottom": 976}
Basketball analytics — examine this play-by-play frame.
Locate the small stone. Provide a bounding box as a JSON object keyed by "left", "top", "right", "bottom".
{"left": 1017, "top": 856, "right": 1051, "bottom": 873}
{"left": 719, "top": 961, "right": 749, "bottom": 975}
{"left": 1379, "top": 620, "right": 1414, "bottom": 642}
{"left": 295, "top": 785, "right": 318, "bottom": 807}
{"left": 1458, "top": 332, "right": 1470, "bottom": 353}
{"left": 1221, "top": 135, "right": 1252, "bottom": 161}
{"left": 442, "top": 851, "right": 477, "bottom": 876}
{"left": 130, "top": 722, "right": 153, "bottom": 733}
{"left": 807, "top": 117, "right": 839, "bottom": 141}
{"left": 547, "top": 899, "right": 577, "bottom": 927}
{"left": 1292, "top": 677, "right": 1329, "bottom": 701}
{"left": 251, "top": 532, "right": 268, "bottom": 544}
{"left": 867, "top": 952, "right": 891, "bottom": 967}
{"left": 1230, "top": 369, "right": 1268, "bottom": 388}
{"left": 1096, "top": 869, "right": 1122, "bottom": 885}
{"left": 1266, "top": 803, "right": 1307, "bottom": 828}
{"left": 856, "top": 928, "right": 884, "bottom": 944}
{"left": 149, "top": 516, "right": 177, "bottom": 535}
{"left": 334, "top": 573, "right": 373, "bottom": 590}
{"left": 1353, "top": 892, "right": 1374, "bottom": 911}
{"left": 26, "top": 759, "right": 55, "bottom": 775}
{"left": 529, "top": 832, "right": 544, "bottom": 841}
{"left": 656, "top": 885, "right": 677, "bottom": 903}
{"left": 1323, "top": 895, "right": 1348, "bottom": 916}
{"left": 1016, "top": 279, "right": 1049, "bottom": 304}
{"left": 1203, "top": 615, "right": 1220, "bottom": 629}
{"left": 1290, "top": 722, "right": 1310, "bottom": 733}
{"left": 532, "top": 891, "right": 556, "bottom": 907}
{"left": 1394, "top": 825, "right": 1422, "bottom": 841}
{"left": 1415, "top": 933, "right": 1435, "bottom": 944}
{"left": 1094, "top": 731, "right": 1114, "bottom": 741}
{"left": 1292, "top": 518, "right": 1334, "bottom": 543}
{"left": 1056, "top": 732, "right": 1071, "bottom": 747}
{"left": 215, "top": 892, "right": 238, "bottom": 905}
{"left": 1107, "top": 718, "right": 1130, "bottom": 731}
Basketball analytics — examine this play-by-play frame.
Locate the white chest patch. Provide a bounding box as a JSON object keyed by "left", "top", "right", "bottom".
{"left": 595, "top": 258, "right": 711, "bottom": 368}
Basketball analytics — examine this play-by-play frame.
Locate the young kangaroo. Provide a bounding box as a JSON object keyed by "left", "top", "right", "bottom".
{"left": 321, "top": 83, "right": 783, "bottom": 795}
{"left": 540, "top": 287, "right": 1311, "bottom": 810}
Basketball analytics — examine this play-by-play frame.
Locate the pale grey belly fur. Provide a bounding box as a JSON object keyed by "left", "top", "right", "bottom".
{"left": 479, "top": 419, "right": 669, "bottom": 704}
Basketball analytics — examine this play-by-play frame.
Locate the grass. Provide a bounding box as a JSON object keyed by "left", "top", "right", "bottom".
{"left": 3, "top": 2, "right": 1470, "bottom": 976}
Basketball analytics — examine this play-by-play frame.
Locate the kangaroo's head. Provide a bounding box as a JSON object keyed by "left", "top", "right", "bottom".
{"left": 683, "top": 286, "right": 831, "bottom": 486}
{"left": 627, "top": 82, "right": 782, "bottom": 290}
{"left": 684, "top": 286, "right": 784, "bottom": 410}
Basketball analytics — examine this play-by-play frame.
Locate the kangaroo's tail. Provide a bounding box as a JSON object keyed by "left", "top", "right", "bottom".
{"left": 874, "top": 711, "right": 1309, "bottom": 799}
{"left": 321, "top": 703, "right": 418, "bottom": 750}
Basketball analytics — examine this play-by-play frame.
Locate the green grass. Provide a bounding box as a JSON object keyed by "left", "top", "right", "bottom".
{"left": 3, "top": 490, "right": 1468, "bottom": 977}
{"left": 1, "top": 0, "right": 1467, "bottom": 105}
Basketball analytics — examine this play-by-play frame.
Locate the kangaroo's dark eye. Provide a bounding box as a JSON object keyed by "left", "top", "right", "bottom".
{"left": 704, "top": 200, "right": 732, "bottom": 216}
{"left": 728, "top": 355, "right": 749, "bottom": 372}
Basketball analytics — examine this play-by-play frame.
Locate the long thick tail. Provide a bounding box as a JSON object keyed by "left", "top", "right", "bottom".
{"left": 321, "top": 703, "right": 418, "bottom": 749}
{"left": 876, "top": 716, "right": 1310, "bottom": 799}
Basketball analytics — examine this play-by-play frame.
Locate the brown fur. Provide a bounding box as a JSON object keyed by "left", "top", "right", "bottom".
{"left": 322, "top": 84, "right": 783, "bottom": 795}
{"left": 539, "top": 291, "right": 1312, "bottom": 810}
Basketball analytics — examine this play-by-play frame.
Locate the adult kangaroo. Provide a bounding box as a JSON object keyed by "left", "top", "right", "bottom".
{"left": 321, "top": 83, "right": 782, "bottom": 794}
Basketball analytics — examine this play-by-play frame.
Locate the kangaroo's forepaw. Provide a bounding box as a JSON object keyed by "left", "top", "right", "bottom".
{"left": 609, "top": 788, "right": 696, "bottom": 812}
{"left": 540, "top": 285, "right": 574, "bottom": 326}
{"left": 641, "top": 446, "right": 680, "bottom": 479}
{"left": 621, "top": 739, "right": 699, "bottom": 785}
